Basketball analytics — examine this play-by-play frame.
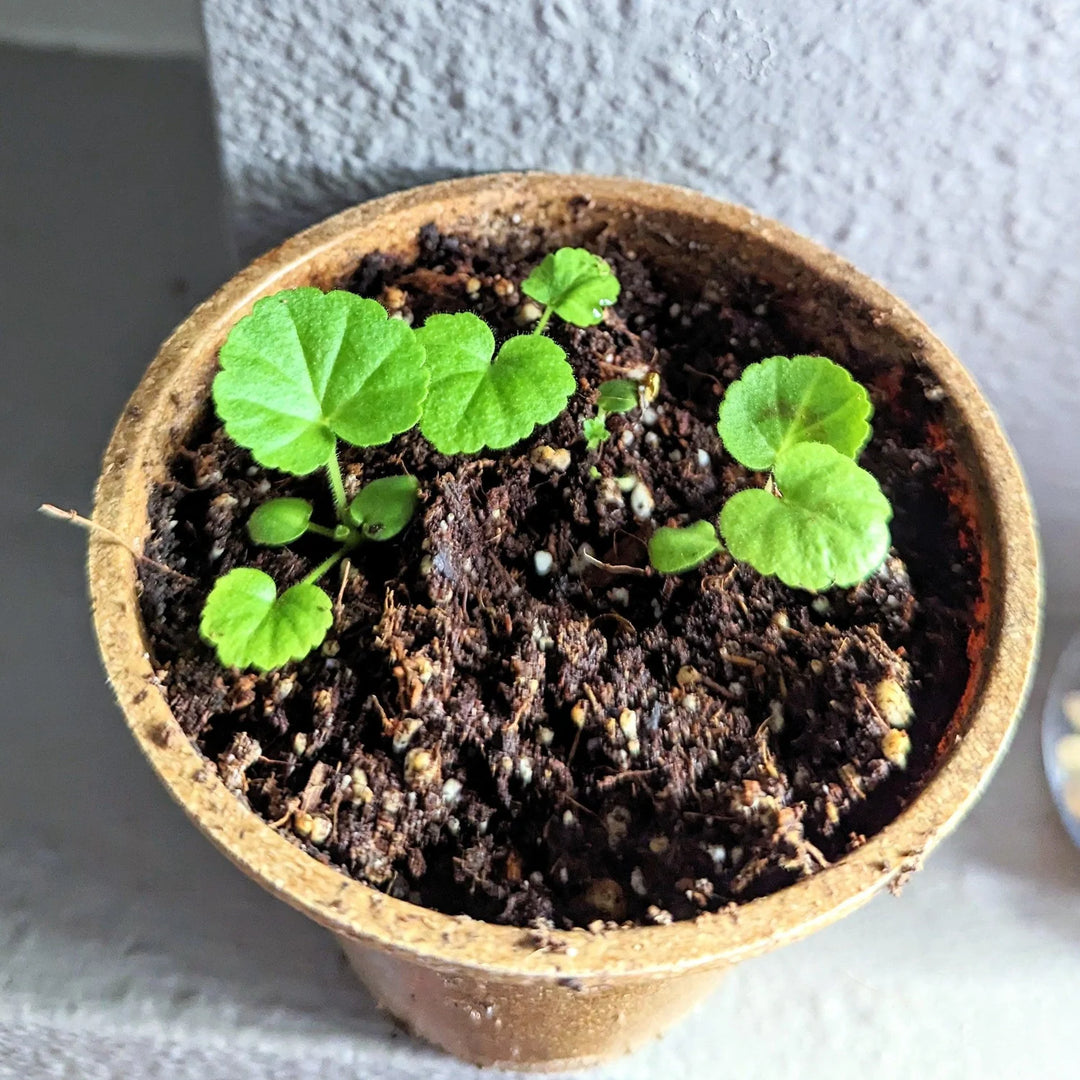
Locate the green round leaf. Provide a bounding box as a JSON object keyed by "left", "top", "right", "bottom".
{"left": 212, "top": 288, "right": 429, "bottom": 476}
{"left": 717, "top": 354, "right": 872, "bottom": 471}
{"left": 718, "top": 443, "right": 892, "bottom": 592}
{"left": 416, "top": 313, "right": 576, "bottom": 454}
{"left": 597, "top": 379, "right": 638, "bottom": 414}
{"left": 521, "top": 248, "right": 621, "bottom": 327}
{"left": 247, "top": 497, "right": 313, "bottom": 546}
{"left": 348, "top": 475, "right": 420, "bottom": 540}
{"left": 199, "top": 567, "right": 333, "bottom": 671}
{"left": 648, "top": 520, "right": 723, "bottom": 574}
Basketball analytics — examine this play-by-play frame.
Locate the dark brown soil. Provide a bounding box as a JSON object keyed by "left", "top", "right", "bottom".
{"left": 138, "top": 222, "right": 982, "bottom": 929}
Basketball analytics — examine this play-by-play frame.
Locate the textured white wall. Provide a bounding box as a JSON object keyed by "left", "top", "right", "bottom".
{"left": 202, "top": 0, "right": 1079, "bottom": 614}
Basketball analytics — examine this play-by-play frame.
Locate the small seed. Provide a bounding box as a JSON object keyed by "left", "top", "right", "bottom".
{"left": 441, "top": 777, "right": 463, "bottom": 805}
{"left": 382, "top": 285, "right": 406, "bottom": 310}
{"left": 811, "top": 596, "right": 831, "bottom": 615}
{"left": 875, "top": 677, "right": 913, "bottom": 729}
{"left": 538, "top": 726, "right": 555, "bottom": 746}
{"left": 772, "top": 610, "right": 790, "bottom": 630}
{"left": 308, "top": 816, "right": 332, "bottom": 845}
{"left": 609, "top": 586, "right": 630, "bottom": 607}
{"left": 293, "top": 812, "right": 314, "bottom": 838}
{"left": 629, "top": 481, "right": 655, "bottom": 520}
{"left": 677, "top": 665, "right": 702, "bottom": 687}
{"left": 516, "top": 300, "right": 543, "bottom": 324}
{"left": 695, "top": 448, "right": 711, "bottom": 468}
{"left": 648, "top": 835, "right": 670, "bottom": 854}
{"left": 530, "top": 444, "right": 572, "bottom": 474}
{"left": 810, "top": 659, "right": 825, "bottom": 676}
{"left": 493, "top": 277, "right": 515, "bottom": 299}
{"left": 584, "top": 877, "right": 626, "bottom": 919}
{"left": 767, "top": 699, "right": 785, "bottom": 733}
{"left": 630, "top": 867, "right": 648, "bottom": 896}
{"left": 882, "top": 728, "right": 911, "bottom": 768}
{"left": 571, "top": 701, "right": 587, "bottom": 727}
{"left": 292, "top": 732, "right": 308, "bottom": 756}
{"left": 404, "top": 747, "right": 438, "bottom": 788}
{"left": 642, "top": 371, "right": 661, "bottom": 404}
{"left": 517, "top": 757, "right": 534, "bottom": 785}
{"left": 465, "top": 276, "right": 481, "bottom": 295}
{"left": 618, "top": 708, "right": 638, "bottom": 740}
{"left": 533, "top": 550, "right": 554, "bottom": 576}
{"left": 627, "top": 736, "right": 642, "bottom": 759}
{"left": 562, "top": 809, "right": 576, "bottom": 827}
{"left": 392, "top": 718, "right": 422, "bottom": 753}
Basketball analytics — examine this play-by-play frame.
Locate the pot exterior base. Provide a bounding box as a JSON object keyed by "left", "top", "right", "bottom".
{"left": 338, "top": 935, "right": 726, "bottom": 1071}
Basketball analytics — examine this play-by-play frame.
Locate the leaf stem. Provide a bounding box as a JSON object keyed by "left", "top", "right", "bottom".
{"left": 533, "top": 304, "right": 554, "bottom": 336}
{"left": 300, "top": 548, "right": 347, "bottom": 588}
{"left": 326, "top": 444, "right": 348, "bottom": 519}
{"left": 306, "top": 521, "right": 345, "bottom": 540}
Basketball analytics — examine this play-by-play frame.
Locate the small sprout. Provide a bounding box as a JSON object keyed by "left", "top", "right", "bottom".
{"left": 347, "top": 474, "right": 420, "bottom": 540}
{"left": 717, "top": 354, "right": 872, "bottom": 472}
{"left": 584, "top": 378, "right": 643, "bottom": 450}
{"left": 247, "top": 497, "right": 314, "bottom": 546}
{"left": 415, "top": 312, "right": 575, "bottom": 454}
{"left": 719, "top": 443, "right": 891, "bottom": 591}
{"left": 648, "top": 521, "right": 722, "bottom": 574}
{"left": 199, "top": 568, "right": 333, "bottom": 671}
{"left": 583, "top": 415, "right": 611, "bottom": 450}
{"left": 213, "top": 288, "right": 428, "bottom": 476}
{"left": 521, "top": 247, "right": 621, "bottom": 331}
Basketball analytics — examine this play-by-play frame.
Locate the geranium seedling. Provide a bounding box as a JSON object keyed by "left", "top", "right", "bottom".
{"left": 415, "top": 312, "right": 575, "bottom": 455}
{"left": 521, "top": 247, "right": 621, "bottom": 334}
{"left": 649, "top": 355, "right": 892, "bottom": 591}
{"left": 583, "top": 378, "right": 641, "bottom": 450}
{"left": 190, "top": 249, "right": 624, "bottom": 670}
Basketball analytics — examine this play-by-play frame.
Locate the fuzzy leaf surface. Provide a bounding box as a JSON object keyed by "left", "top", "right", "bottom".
{"left": 247, "top": 497, "right": 313, "bottom": 546}
{"left": 213, "top": 288, "right": 428, "bottom": 475}
{"left": 199, "top": 567, "right": 333, "bottom": 671}
{"left": 416, "top": 313, "right": 575, "bottom": 454}
{"left": 348, "top": 475, "right": 420, "bottom": 540}
{"left": 718, "top": 354, "right": 872, "bottom": 471}
{"left": 597, "top": 379, "right": 638, "bottom": 414}
{"left": 648, "top": 520, "right": 723, "bottom": 573}
{"left": 718, "top": 442, "right": 891, "bottom": 591}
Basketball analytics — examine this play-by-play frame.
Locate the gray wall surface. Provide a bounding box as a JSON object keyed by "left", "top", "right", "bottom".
{"left": 203, "top": 0, "right": 1079, "bottom": 615}
{"left": 0, "top": 0, "right": 204, "bottom": 56}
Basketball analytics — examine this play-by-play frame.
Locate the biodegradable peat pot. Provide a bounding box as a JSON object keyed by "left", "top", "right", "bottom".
{"left": 90, "top": 173, "right": 1041, "bottom": 1071}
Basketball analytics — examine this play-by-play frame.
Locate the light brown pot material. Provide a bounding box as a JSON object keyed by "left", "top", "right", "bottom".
{"left": 89, "top": 173, "right": 1042, "bottom": 1071}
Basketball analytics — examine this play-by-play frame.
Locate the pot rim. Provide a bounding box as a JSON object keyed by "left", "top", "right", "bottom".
{"left": 89, "top": 171, "right": 1042, "bottom": 981}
